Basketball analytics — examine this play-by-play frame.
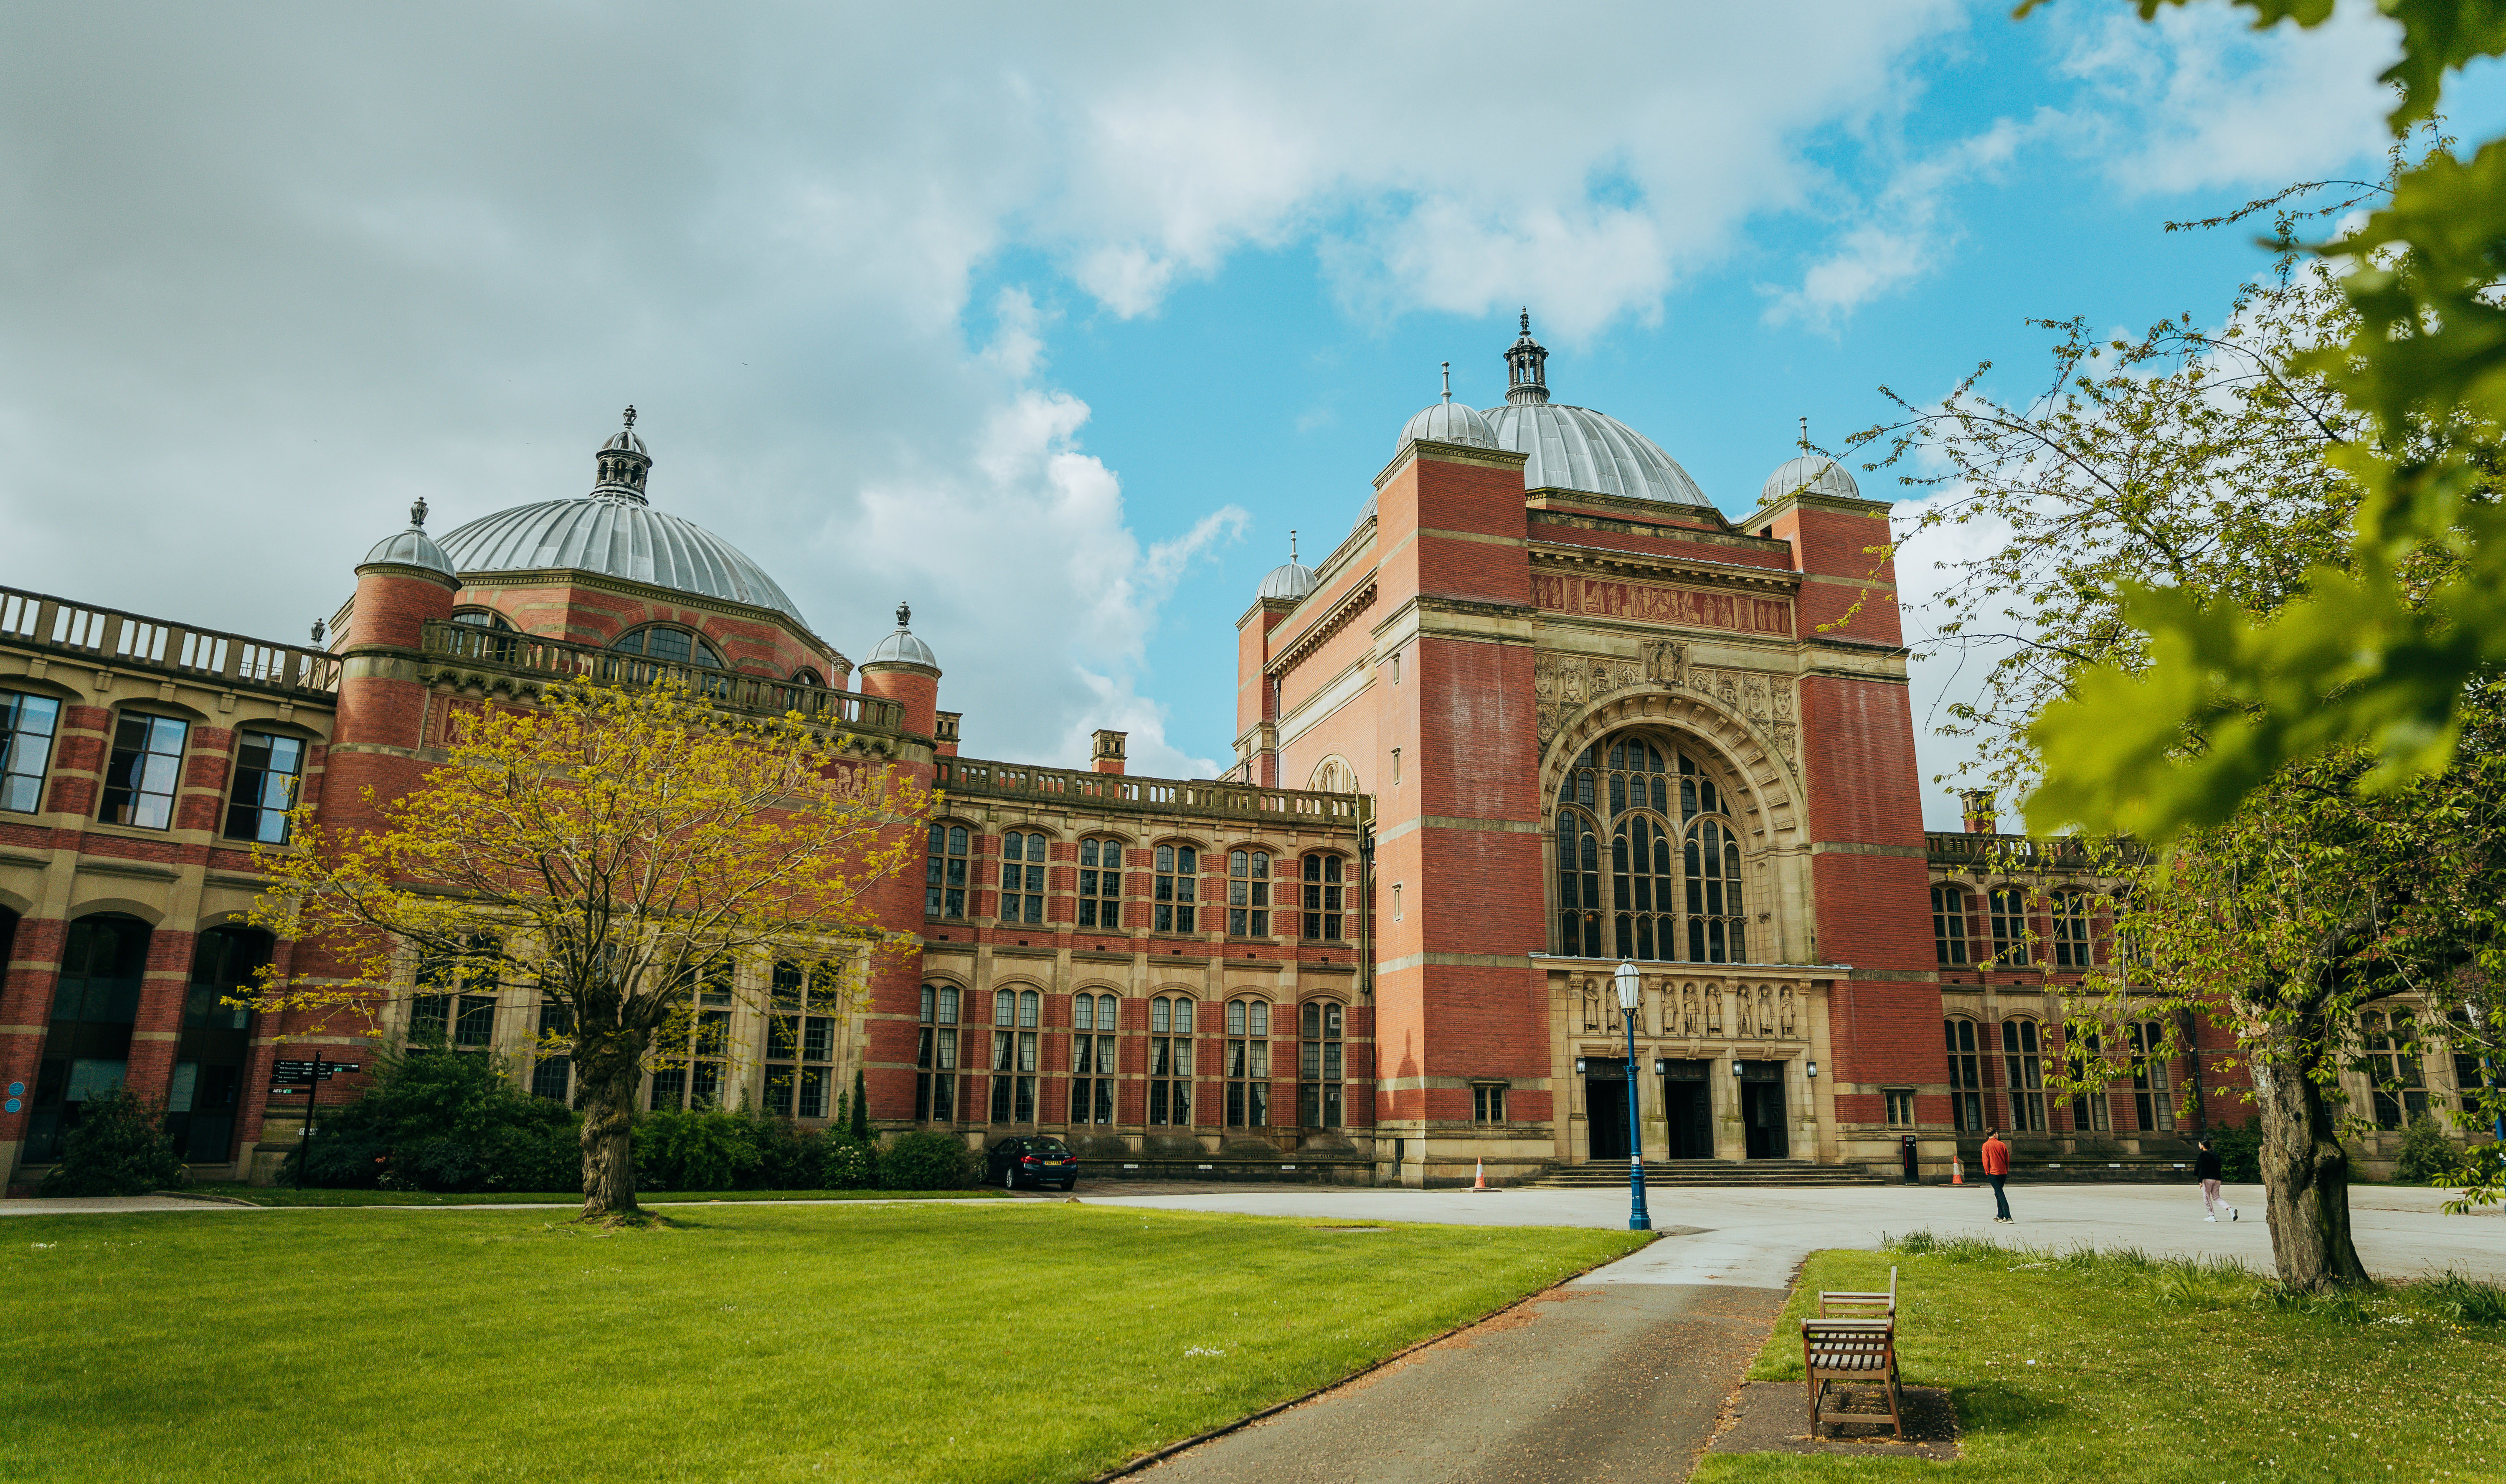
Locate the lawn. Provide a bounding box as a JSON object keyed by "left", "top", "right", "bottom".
{"left": 3, "top": 1203, "right": 1644, "bottom": 1483}
{"left": 1695, "top": 1235, "right": 2506, "bottom": 1483}
{"left": 176, "top": 1182, "right": 1003, "bottom": 1207}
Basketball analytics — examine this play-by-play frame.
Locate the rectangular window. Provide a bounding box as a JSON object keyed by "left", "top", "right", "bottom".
{"left": 1930, "top": 885, "right": 1969, "bottom": 967}
{"left": 1945, "top": 1020, "right": 1983, "bottom": 1132}
{"left": 1228, "top": 850, "right": 1272, "bottom": 937}
{"left": 530, "top": 995, "right": 572, "bottom": 1105}
{"left": 1001, "top": 831, "right": 1047, "bottom": 925}
{"left": 223, "top": 732, "right": 305, "bottom": 843}
{"left": 1472, "top": 1084, "right": 1507, "bottom": 1124}
{"left": 2050, "top": 893, "right": 2092, "bottom": 969}
{"left": 1302, "top": 854, "right": 1344, "bottom": 941}
{"left": 1225, "top": 998, "right": 1270, "bottom": 1127}
{"left": 1071, "top": 992, "right": 1120, "bottom": 1125}
{"left": 0, "top": 689, "right": 61, "bottom": 814}
{"left": 1154, "top": 845, "right": 1197, "bottom": 934}
{"left": 1987, "top": 888, "right": 2031, "bottom": 968}
{"left": 1883, "top": 1088, "right": 1916, "bottom": 1128}
{"left": 1298, "top": 1000, "right": 1343, "bottom": 1128}
{"left": 2127, "top": 1020, "right": 2175, "bottom": 1132}
{"left": 989, "top": 988, "right": 1039, "bottom": 1124}
{"left": 915, "top": 982, "right": 959, "bottom": 1122}
{"left": 1149, "top": 995, "right": 1193, "bottom": 1126}
{"left": 926, "top": 823, "right": 969, "bottom": 918}
{"left": 2362, "top": 1013, "right": 2428, "bottom": 1130}
{"left": 99, "top": 712, "right": 188, "bottom": 830}
{"left": 2001, "top": 1020, "right": 2045, "bottom": 1132}
{"left": 453, "top": 994, "right": 497, "bottom": 1048}
{"left": 763, "top": 961, "right": 838, "bottom": 1121}
{"left": 1078, "top": 838, "right": 1123, "bottom": 931}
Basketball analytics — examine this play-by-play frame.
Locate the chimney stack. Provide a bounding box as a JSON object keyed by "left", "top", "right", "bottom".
{"left": 1091, "top": 729, "right": 1128, "bottom": 775}
{"left": 1958, "top": 788, "right": 1999, "bottom": 835}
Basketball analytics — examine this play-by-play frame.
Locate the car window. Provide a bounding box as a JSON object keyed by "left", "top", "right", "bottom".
{"left": 1033, "top": 1141, "right": 1071, "bottom": 1155}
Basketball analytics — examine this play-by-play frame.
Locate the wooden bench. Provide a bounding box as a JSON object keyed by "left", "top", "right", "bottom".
{"left": 1818, "top": 1265, "right": 1897, "bottom": 1319}
{"left": 1801, "top": 1316, "right": 1902, "bottom": 1441}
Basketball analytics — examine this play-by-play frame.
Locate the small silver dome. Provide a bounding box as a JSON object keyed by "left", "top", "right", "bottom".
{"left": 865, "top": 602, "right": 938, "bottom": 669}
{"left": 1399, "top": 399, "right": 1496, "bottom": 452}
{"left": 363, "top": 498, "right": 457, "bottom": 577}
{"left": 1258, "top": 561, "right": 1316, "bottom": 601}
{"left": 1483, "top": 402, "right": 1708, "bottom": 505}
{"left": 1759, "top": 455, "right": 1860, "bottom": 504}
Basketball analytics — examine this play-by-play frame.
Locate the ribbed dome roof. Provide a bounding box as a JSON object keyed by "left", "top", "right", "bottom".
{"left": 1482, "top": 402, "right": 1709, "bottom": 505}
{"left": 864, "top": 602, "right": 938, "bottom": 669}
{"left": 1398, "top": 398, "right": 1496, "bottom": 452}
{"left": 363, "top": 499, "right": 457, "bottom": 577}
{"left": 1259, "top": 561, "right": 1317, "bottom": 601}
{"left": 438, "top": 499, "right": 807, "bottom": 625}
{"left": 1759, "top": 455, "right": 1860, "bottom": 505}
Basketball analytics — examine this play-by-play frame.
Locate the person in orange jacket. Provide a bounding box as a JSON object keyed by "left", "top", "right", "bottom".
{"left": 1980, "top": 1128, "right": 2013, "bottom": 1223}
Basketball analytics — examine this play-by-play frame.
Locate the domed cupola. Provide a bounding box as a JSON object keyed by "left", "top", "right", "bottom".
{"left": 1479, "top": 312, "right": 1710, "bottom": 505}
{"left": 435, "top": 408, "right": 811, "bottom": 625}
{"left": 1759, "top": 454, "right": 1861, "bottom": 505}
{"left": 1398, "top": 362, "right": 1497, "bottom": 452}
{"left": 593, "top": 406, "right": 652, "bottom": 504}
{"left": 361, "top": 497, "right": 457, "bottom": 579}
{"left": 1502, "top": 309, "right": 1550, "bottom": 406}
{"left": 864, "top": 601, "right": 939, "bottom": 671}
{"left": 1258, "top": 533, "right": 1317, "bottom": 602}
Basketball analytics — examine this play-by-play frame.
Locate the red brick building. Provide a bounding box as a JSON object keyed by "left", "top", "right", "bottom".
{"left": 13, "top": 328, "right": 2443, "bottom": 1194}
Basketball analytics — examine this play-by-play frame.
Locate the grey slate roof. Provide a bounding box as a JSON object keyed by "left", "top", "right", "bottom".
{"left": 1482, "top": 401, "right": 1709, "bottom": 505}
{"left": 1758, "top": 455, "right": 1861, "bottom": 505}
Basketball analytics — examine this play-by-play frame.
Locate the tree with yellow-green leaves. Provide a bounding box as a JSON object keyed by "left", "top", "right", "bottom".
{"left": 244, "top": 680, "right": 928, "bottom": 1223}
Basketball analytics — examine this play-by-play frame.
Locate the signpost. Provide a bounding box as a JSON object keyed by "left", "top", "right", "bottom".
{"left": 268, "top": 1054, "right": 360, "bottom": 1188}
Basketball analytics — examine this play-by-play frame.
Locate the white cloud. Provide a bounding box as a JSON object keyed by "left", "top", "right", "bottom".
{"left": 2055, "top": 1, "right": 2398, "bottom": 195}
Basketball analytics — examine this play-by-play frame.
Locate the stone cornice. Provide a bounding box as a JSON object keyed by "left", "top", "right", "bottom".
{"left": 1372, "top": 438, "right": 1529, "bottom": 490}
{"left": 1527, "top": 542, "right": 1804, "bottom": 593}
{"left": 1266, "top": 581, "right": 1379, "bottom": 680}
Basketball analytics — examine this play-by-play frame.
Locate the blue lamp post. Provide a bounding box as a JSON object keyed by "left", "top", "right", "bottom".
{"left": 1616, "top": 960, "right": 1651, "bottom": 1232}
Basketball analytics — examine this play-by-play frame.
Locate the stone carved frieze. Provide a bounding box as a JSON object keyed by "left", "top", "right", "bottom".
{"left": 1533, "top": 641, "right": 1799, "bottom": 766}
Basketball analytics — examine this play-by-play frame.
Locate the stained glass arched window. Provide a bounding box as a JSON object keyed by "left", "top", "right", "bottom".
{"left": 1554, "top": 733, "right": 1750, "bottom": 964}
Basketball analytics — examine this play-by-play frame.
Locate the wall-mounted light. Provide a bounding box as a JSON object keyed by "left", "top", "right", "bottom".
{"left": 1574, "top": 1057, "right": 1588, "bottom": 1076}
{"left": 1653, "top": 1058, "right": 1671, "bottom": 1076}
{"left": 1806, "top": 1060, "right": 1819, "bottom": 1080}
{"left": 1732, "top": 1058, "right": 1745, "bottom": 1080}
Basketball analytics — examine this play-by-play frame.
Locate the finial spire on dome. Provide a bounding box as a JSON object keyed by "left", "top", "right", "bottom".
{"left": 1503, "top": 310, "right": 1550, "bottom": 407}
{"left": 410, "top": 497, "right": 429, "bottom": 528}
{"left": 624, "top": 404, "right": 637, "bottom": 429}
{"left": 1441, "top": 362, "right": 1451, "bottom": 403}
{"left": 1290, "top": 530, "right": 1298, "bottom": 563}
{"left": 896, "top": 600, "right": 912, "bottom": 629}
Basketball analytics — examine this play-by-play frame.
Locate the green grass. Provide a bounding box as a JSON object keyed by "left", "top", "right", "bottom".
{"left": 1696, "top": 1232, "right": 2506, "bottom": 1483}
{"left": 174, "top": 1182, "right": 1004, "bottom": 1207}
{"left": 3, "top": 1204, "right": 1644, "bottom": 1483}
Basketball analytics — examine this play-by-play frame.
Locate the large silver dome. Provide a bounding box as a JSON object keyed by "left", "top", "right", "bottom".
{"left": 1482, "top": 402, "right": 1709, "bottom": 505}
{"left": 438, "top": 499, "right": 807, "bottom": 625}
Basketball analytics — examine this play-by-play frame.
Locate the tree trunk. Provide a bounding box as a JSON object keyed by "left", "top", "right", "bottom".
{"left": 575, "top": 1030, "right": 647, "bottom": 1221}
{"left": 2252, "top": 1026, "right": 2370, "bottom": 1291}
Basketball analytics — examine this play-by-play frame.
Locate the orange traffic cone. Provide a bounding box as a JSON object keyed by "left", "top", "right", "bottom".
{"left": 1951, "top": 1154, "right": 1964, "bottom": 1187}
{"left": 1473, "top": 1158, "right": 1487, "bottom": 1191}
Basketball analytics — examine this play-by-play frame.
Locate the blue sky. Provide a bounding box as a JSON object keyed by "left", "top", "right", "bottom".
{"left": 3, "top": 1, "right": 2493, "bottom": 827}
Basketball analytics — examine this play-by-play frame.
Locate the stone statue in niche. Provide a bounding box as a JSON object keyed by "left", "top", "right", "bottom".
{"left": 1705, "top": 986, "right": 1723, "bottom": 1033}
{"left": 1758, "top": 986, "right": 1776, "bottom": 1038}
{"left": 1644, "top": 640, "right": 1688, "bottom": 688}
{"left": 1735, "top": 989, "right": 1754, "bottom": 1037}
{"left": 1778, "top": 987, "right": 1796, "bottom": 1037}
{"left": 1681, "top": 984, "right": 1698, "bottom": 1035}
{"left": 1581, "top": 980, "right": 1600, "bottom": 1032}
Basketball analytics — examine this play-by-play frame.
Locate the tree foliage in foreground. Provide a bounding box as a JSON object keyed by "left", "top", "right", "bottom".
{"left": 247, "top": 680, "right": 926, "bottom": 1223}
{"left": 2008, "top": 0, "right": 2506, "bottom": 838}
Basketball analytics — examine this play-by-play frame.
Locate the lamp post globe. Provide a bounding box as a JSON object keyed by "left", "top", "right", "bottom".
{"left": 1614, "top": 961, "right": 1651, "bottom": 1232}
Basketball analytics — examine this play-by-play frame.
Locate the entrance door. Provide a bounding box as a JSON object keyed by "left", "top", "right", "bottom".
{"left": 1739, "top": 1064, "right": 1789, "bottom": 1159}
{"left": 1660, "top": 1060, "right": 1714, "bottom": 1158}
{"left": 1585, "top": 1073, "right": 1631, "bottom": 1159}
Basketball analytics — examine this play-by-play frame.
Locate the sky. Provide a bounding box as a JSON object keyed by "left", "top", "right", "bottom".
{"left": 3, "top": 1, "right": 2493, "bottom": 827}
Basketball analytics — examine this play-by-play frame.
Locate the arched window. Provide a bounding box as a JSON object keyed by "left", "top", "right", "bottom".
{"left": 2001, "top": 1019, "right": 2045, "bottom": 1131}
{"left": 1149, "top": 994, "right": 1194, "bottom": 1126}
{"left": 1154, "top": 845, "right": 1197, "bottom": 934}
{"left": 1298, "top": 1000, "right": 1344, "bottom": 1128}
{"left": 1228, "top": 849, "right": 1272, "bottom": 937}
{"left": 1225, "top": 997, "right": 1271, "bottom": 1127}
{"left": 28, "top": 913, "right": 152, "bottom": 1162}
{"left": 916, "top": 982, "right": 960, "bottom": 1122}
{"left": 1078, "top": 837, "right": 1124, "bottom": 930}
{"left": 1072, "top": 991, "right": 1120, "bottom": 1125}
{"left": 451, "top": 609, "right": 515, "bottom": 632}
{"left": 790, "top": 668, "right": 825, "bottom": 687}
{"left": 2049, "top": 890, "right": 2093, "bottom": 969}
{"left": 611, "top": 624, "right": 723, "bottom": 669}
{"left": 1931, "top": 885, "right": 1970, "bottom": 966}
{"left": 0, "top": 688, "right": 61, "bottom": 814}
{"left": 1944, "top": 1018, "right": 1983, "bottom": 1132}
{"left": 927, "top": 822, "right": 970, "bottom": 919}
{"left": 224, "top": 731, "right": 306, "bottom": 844}
{"left": 170, "top": 923, "right": 270, "bottom": 1163}
{"left": 1001, "top": 830, "right": 1047, "bottom": 925}
{"left": 2066, "top": 1027, "right": 2111, "bottom": 1133}
{"left": 763, "top": 961, "right": 835, "bottom": 1120}
{"left": 1301, "top": 853, "right": 1344, "bottom": 941}
{"left": 990, "top": 987, "right": 1040, "bottom": 1124}
{"left": 1986, "top": 887, "right": 2032, "bottom": 967}
{"left": 1553, "top": 735, "right": 1748, "bottom": 963}
{"left": 1308, "top": 756, "right": 1359, "bottom": 793}
{"left": 2125, "top": 1020, "right": 2176, "bottom": 1132}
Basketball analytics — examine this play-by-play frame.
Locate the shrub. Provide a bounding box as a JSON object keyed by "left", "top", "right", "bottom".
{"left": 632, "top": 1107, "right": 765, "bottom": 1192}
{"left": 848, "top": 1069, "right": 873, "bottom": 1142}
{"left": 2211, "top": 1117, "right": 2264, "bottom": 1184}
{"left": 819, "top": 1136, "right": 876, "bottom": 1190}
{"left": 2394, "top": 1113, "right": 2458, "bottom": 1185}
{"left": 290, "top": 1043, "right": 582, "bottom": 1192}
{"left": 38, "top": 1086, "right": 186, "bottom": 1196}
{"left": 879, "top": 1131, "right": 976, "bottom": 1190}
